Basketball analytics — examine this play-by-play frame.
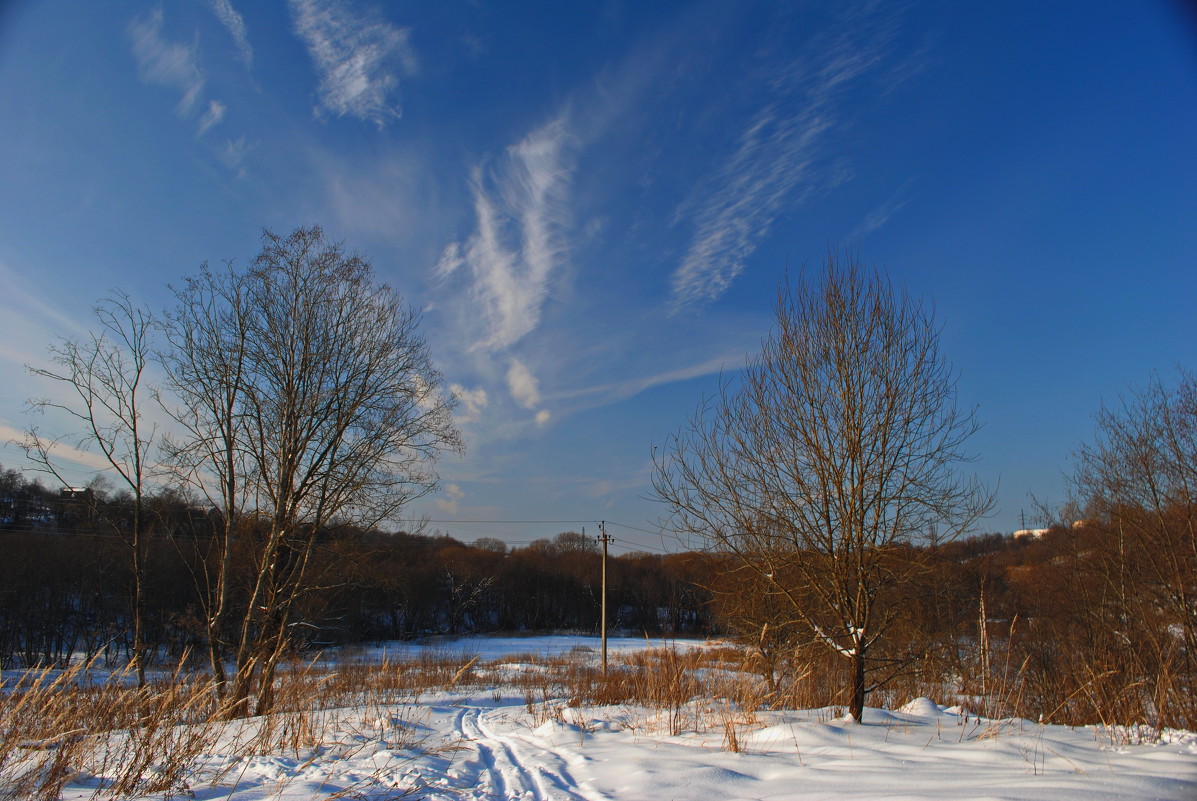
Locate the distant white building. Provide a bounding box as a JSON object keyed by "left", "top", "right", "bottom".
{"left": 1013, "top": 527, "right": 1049, "bottom": 541}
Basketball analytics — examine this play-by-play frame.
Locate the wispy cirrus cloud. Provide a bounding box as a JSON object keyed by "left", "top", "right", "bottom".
{"left": 289, "top": 0, "right": 417, "bottom": 126}
{"left": 310, "top": 147, "right": 432, "bottom": 243}
{"left": 0, "top": 259, "right": 85, "bottom": 356}
{"left": 128, "top": 8, "right": 205, "bottom": 118}
{"left": 669, "top": 106, "right": 832, "bottom": 311}
{"left": 437, "top": 116, "right": 575, "bottom": 353}
{"left": 128, "top": 8, "right": 233, "bottom": 139}
{"left": 0, "top": 422, "right": 118, "bottom": 476}
{"left": 550, "top": 353, "right": 740, "bottom": 409}
{"left": 668, "top": 13, "right": 899, "bottom": 312}
{"left": 217, "top": 136, "right": 256, "bottom": 173}
{"left": 196, "top": 100, "right": 226, "bottom": 137}
{"left": 206, "top": 0, "right": 253, "bottom": 68}
{"left": 849, "top": 181, "right": 914, "bottom": 239}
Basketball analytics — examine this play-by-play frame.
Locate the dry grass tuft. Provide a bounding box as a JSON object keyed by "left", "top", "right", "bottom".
{"left": 0, "top": 648, "right": 478, "bottom": 800}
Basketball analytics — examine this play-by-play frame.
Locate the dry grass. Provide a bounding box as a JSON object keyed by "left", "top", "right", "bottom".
{"left": 0, "top": 647, "right": 480, "bottom": 800}
{"left": 0, "top": 659, "right": 222, "bottom": 800}
{"left": 485, "top": 644, "right": 773, "bottom": 741}
{"left": 4, "top": 633, "right": 1168, "bottom": 798}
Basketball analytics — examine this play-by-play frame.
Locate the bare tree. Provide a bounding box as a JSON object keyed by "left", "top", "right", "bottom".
{"left": 159, "top": 262, "right": 251, "bottom": 697}
{"left": 161, "top": 226, "right": 463, "bottom": 715}
{"left": 1069, "top": 369, "right": 1197, "bottom": 726}
{"left": 21, "top": 292, "right": 158, "bottom": 685}
{"left": 652, "top": 255, "right": 991, "bottom": 721}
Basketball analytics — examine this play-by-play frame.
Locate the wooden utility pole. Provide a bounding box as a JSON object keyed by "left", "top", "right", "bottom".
{"left": 599, "top": 521, "right": 612, "bottom": 675}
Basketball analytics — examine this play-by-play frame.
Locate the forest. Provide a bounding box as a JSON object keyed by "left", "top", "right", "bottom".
{"left": 0, "top": 467, "right": 714, "bottom": 664}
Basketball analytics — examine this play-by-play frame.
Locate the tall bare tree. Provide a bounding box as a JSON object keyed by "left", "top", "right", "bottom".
{"left": 22, "top": 292, "right": 158, "bottom": 685}
{"left": 652, "top": 255, "right": 991, "bottom": 721}
{"left": 161, "top": 226, "right": 463, "bottom": 715}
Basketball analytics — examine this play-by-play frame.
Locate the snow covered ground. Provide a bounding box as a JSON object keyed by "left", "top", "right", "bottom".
{"left": 52, "top": 636, "right": 1197, "bottom": 801}
{"left": 325, "top": 633, "right": 714, "bottom": 665}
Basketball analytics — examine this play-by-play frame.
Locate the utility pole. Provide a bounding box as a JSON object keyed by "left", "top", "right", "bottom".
{"left": 599, "top": 521, "right": 612, "bottom": 675}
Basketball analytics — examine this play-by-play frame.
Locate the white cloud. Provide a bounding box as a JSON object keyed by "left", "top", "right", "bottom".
{"left": 534, "top": 409, "right": 551, "bottom": 427}
{"left": 128, "top": 8, "right": 205, "bottom": 118}
{"left": 506, "top": 358, "right": 541, "bottom": 410}
{"left": 668, "top": 22, "right": 895, "bottom": 312}
{"left": 289, "top": 0, "right": 416, "bottom": 126}
{"left": 197, "top": 100, "right": 226, "bottom": 137}
{"left": 436, "top": 116, "right": 574, "bottom": 352}
{"left": 435, "top": 482, "right": 465, "bottom": 515}
{"left": 218, "top": 137, "right": 256, "bottom": 173}
{"left": 128, "top": 8, "right": 203, "bottom": 116}
{"left": 128, "top": 8, "right": 231, "bottom": 138}
{"left": 450, "top": 383, "right": 489, "bottom": 423}
{"left": 206, "top": 0, "right": 253, "bottom": 67}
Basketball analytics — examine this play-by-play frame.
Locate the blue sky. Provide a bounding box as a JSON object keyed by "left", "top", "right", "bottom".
{"left": 1, "top": 1, "right": 1194, "bottom": 552}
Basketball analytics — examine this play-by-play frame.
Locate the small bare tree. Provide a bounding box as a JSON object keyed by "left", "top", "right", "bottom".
{"left": 653, "top": 255, "right": 991, "bottom": 721}
{"left": 21, "top": 292, "right": 158, "bottom": 685}
{"left": 161, "top": 226, "right": 463, "bottom": 715}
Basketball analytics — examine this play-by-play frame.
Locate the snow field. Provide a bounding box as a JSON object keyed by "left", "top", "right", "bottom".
{"left": 11, "top": 635, "right": 1195, "bottom": 800}
{"left": 242, "top": 690, "right": 1196, "bottom": 801}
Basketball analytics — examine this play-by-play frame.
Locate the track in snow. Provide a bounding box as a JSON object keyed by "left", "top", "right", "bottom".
{"left": 455, "top": 704, "right": 601, "bottom": 801}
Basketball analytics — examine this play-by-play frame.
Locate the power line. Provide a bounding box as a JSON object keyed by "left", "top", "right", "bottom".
{"left": 609, "top": 537, "right": 673, "bottom": 555}
{"left": 406, "top": 517, "right": 669, "bottom": 538}
{"left": 603, "top": 520, "right": 662, "bottom": 536}
{"left": 347, "top": 516, "right": 685, "bottom": 554}
{"left": 398, "top": 518, "right": 603, "bottom": 525}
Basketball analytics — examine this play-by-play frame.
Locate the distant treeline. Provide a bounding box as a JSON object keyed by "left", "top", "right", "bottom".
{"left": 0, "top": 464, "right": 715, "bottom": 668}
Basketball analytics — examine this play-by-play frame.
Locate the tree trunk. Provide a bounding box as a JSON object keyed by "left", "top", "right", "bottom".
{"left": 206, "top": 517, "right": 235, "bottom": 698}
{"left": 208, "top": 630, "right": 227, "bottom": 697}
{"left": 225, "top": 659, "right": 255, "bottom": 720}
{"left": 131, "top": 497, "right": 147, "bottom": 687}
{"left": 849, "top": 649, "right": 866, "bottom": 723}
{"left": 253, "top": 604, "right": 291, "bottom": 716}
